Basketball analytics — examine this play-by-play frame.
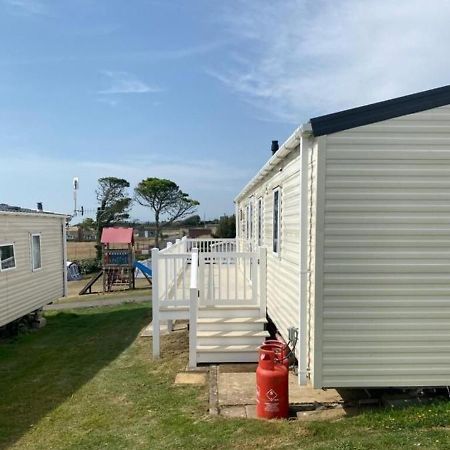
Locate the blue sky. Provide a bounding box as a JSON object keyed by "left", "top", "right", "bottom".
{"left": 2, "top": 0, "right": 450, "bottom": 222}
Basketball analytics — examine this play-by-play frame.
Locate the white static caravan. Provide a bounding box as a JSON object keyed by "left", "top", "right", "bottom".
{"left": 235, "top": 85, "right": 450, "bottom": 389}
{"left": 0, "top": 204, "right": 67, "bottom": 328}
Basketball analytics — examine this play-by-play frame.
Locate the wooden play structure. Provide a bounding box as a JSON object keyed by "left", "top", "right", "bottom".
{"left": 102, "top": 227, "right": 135, "bottom": 292}
{"left": 79, "top": 227, "right": 137, "bottom": 295}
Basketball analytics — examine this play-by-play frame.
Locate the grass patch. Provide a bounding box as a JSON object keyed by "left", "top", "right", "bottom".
{"left": 0, "top": 303, "right": 449, "bottom": 450}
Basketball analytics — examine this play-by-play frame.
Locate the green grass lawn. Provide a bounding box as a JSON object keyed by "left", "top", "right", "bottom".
{"left": 0, "top": 303, "right": 449, "bottom": 450}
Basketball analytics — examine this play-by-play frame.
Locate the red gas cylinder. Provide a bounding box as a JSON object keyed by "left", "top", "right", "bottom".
{"left": 256, "top": 344, "right": 289, "bottom": 419}
{"left": 264, "top": 339, "right": 289, "bottom": 368}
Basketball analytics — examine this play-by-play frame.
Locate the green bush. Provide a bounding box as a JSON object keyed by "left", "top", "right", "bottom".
{"left": 213, "top": 214, "right": 236, "bottom": 238}
{"left": 77, "top": 259, "right": 101, "bottom": 275}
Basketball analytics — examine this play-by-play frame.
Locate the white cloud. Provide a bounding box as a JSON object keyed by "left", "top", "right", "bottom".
{"left": 98, "top": 71, "right": 162, "bottom": 95}
{"left": 210, "top": 0, "right": 450, "bottom": 122}
{"left": 2, "top": 0, "right": 48, "bottom": 16}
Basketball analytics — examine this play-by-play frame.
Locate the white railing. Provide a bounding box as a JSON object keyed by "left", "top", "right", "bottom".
{"left": 152, "top": 235, "right": 267, "bottom": 360}
{"left": 186, "top": 238, "right": 236, "bottom": 253}
{"left": 189, "top": 248, "right": 199, "bottom": 368}
{"left": 155, "top": 252, "right": 191, "bottom": 303}
{"left": 152, "top": 237, "right": 190, "bottom": 358}
{"left": 198, "top": 248, "right": 266, "bottom": 309}
{"left": 155, "top": 237, "right": 190, "bottom": 303}
{"left": 160, "top": 236, "right": 188, "bottom": 254}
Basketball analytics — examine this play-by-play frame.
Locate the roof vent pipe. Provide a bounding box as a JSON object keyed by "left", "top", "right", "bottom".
{"left": 271, "top": 140, "right": 279, "bottom": 155}
{"left": 37, "top": 202, "right": 43, "bottom": 212}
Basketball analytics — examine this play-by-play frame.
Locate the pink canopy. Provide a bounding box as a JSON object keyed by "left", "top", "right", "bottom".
{"left": 101, "top": 227, "right": 134, "bottom": 245}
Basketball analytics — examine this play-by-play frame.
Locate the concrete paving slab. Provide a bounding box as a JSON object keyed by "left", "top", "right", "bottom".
{"left": 245, "top": 404, "right": 257, "bottom": 419}
{"left": 218, "top": 371, "right": 343, "bottom": 406}
{"left": 220, "top": 406, "right": 247, "bottom": 418}
{"left": 174, "top": 372, "right": 207, "bottom": 385}
{"left": 218, "top": 372, "right": 256, "bottom": 406}
{"left": 296, "top": 407, "right": 357, "bottom": 421}
{"left": 289, "top": 378, "right": 343, "bottom": 404}
{"left": 219, "top": 363, "right": 257, "bottom": 373}
{"left": 209, "top": 366, "right": 219, "bottom": 416}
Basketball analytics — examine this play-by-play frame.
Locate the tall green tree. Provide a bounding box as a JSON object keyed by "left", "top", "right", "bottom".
{"left": 95, "top": 177, "right": 132, "bottom": 259}
{"left": 214, "top": 215, "right": 236, "bottom": 238}
{"left": 134, "top": 178, "right": 199, "bottom": 248}
{"left": 76, "top": 217, "right": 96, "bottom": 241}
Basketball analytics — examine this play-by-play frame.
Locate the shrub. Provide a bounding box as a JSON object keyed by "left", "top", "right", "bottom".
{"left": 77, "top": 259, "right": 101, "bottom": 275}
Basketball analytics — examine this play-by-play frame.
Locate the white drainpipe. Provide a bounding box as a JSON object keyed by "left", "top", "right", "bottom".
{"left": 299, "top": 128, "right": 312, "bottom": 385}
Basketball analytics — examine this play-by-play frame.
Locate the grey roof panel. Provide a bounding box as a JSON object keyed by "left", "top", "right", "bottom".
{"left": 310, "top": 84, "right": 450, "bottom": 137}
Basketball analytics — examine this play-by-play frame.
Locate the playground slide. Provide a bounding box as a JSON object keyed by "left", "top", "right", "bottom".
{"left": 134, "top": 261, "right": 152, "bottom": 278}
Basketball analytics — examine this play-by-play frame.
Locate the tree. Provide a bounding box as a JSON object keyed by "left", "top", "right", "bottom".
{"left": 95, "top": 177, "right": 132, "bottom": 259}
{"left": 214, "top": 215, "right": 236, "bottom": 238}
{"left": 77, "top": 217, "right": 96, "bottom": 241}
{"left": 180, "top": 214, "right": 201, "bottom": 227}
{"left": 78, "top": 217, "right": 96, "bottom": 231}
{"left": 134, "top": 178, "right": 199, "bottom": 248}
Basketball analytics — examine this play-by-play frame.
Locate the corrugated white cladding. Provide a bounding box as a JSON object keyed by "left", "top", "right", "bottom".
{"left": 317, "top": 105, "right": 450, "bottom": 387}
{"left": 0, "top": 213, "right": 65, "bottom": 327}
{"left": 237, "top": 146, "right": 301, "bottom": 352}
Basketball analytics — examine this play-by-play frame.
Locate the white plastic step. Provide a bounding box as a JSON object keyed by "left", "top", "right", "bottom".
{"left": 198, "top": 305, "right": 262, "bottom": 318}
{"left": 197, "top": 317, "right": 267, "bottom": 331}
{"left": 197, "top": 330, "right": 269, "bottom": 346}
{"left": 196, "top": 344, "right": 259, "bottom": 363}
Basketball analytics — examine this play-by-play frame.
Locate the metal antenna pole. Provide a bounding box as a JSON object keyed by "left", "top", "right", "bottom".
{"left": 73, "top": 177, "right": 79, "bottom": 217}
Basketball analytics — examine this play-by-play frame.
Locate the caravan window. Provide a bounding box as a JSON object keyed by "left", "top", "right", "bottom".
{"left": 249, "top": 198, "right": 254, "bottom": 240}
{"left": 31, "top": 234, "right": 42, "bottom": 271}
{"left": 273, "top": 188, "right": 281, "bottom": 254}
{"left": 240, "top": 208, "right": 245, "bottom": 236}
{"left": 0, "top": 244, "right": 16, "bottom": 271}
{"left": 246, "top": 204, "right": 250, "bottom": 240}
{"left": 257, "top": 197, "right": 263, "bottom": 246}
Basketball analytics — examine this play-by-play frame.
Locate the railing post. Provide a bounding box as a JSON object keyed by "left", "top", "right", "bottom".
{"left": 251, "top": 251, "right": 258, "bottom": 303}
{"left": 189, "top": 286, "right": 198, "bottom": 368}
{"left": 198, "top": 252, "right": 204, "bottom": 306}
{"left": 258, "top": 247, "right": 267, "bottom": 317}
{"left": 189, "top": 248, "right": 199, "bottom": 369}
{"left": 168, "top": 237, "right": 182, "bottom": 335}
{"left": 152, "top": 247, "right": 160, "bottom": 359}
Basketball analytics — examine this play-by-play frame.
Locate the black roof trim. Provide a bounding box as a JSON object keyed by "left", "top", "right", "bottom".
{"left": 0, "top": 203, "right": 36, "bottom": 213}
{"left": 310, "top": 84, "right": 450, "bottom": 137}
{"left": 0, "top": 203, "right": 62, "bottom": 216}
